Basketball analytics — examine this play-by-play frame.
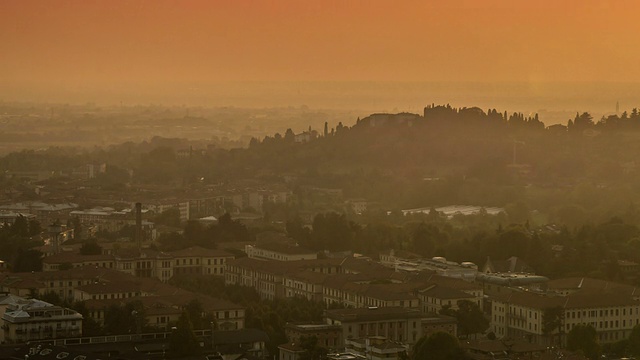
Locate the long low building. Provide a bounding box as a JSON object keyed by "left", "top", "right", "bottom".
{"left": 224, "top": 257, "right": 344, "bottom": 300}
{"left": 225, "top": 257, "right": 485, "bottom": 313}
{"left": 0, "top": 266, "right": 246, "bottom": 332}
{"left": 324, "top": 307, "right": 456, "bottom": 345}
{"left": 490, "top": 278, "right": 640, "bottom": 345}
{"left": 42, "top": 246, "right": 234, "bottom": 282}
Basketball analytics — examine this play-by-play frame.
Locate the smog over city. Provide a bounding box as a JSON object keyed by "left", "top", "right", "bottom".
{"left": 2, "top": 1, "right": 640, "bottom": 360}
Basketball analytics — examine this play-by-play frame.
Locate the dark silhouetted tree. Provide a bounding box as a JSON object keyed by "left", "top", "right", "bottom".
{"left": 567, "top": 324, "right": 600, "bottom": 360}
{"left": 170, "top": 312, "right": 200, "bottom": 356}
{"left": 412, "top": 332, "right": 468, "bottom": 360}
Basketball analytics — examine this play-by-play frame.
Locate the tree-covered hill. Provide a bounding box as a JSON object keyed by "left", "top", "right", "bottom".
{"left": 4, "top": 104, "right": 640, "bottom": 218}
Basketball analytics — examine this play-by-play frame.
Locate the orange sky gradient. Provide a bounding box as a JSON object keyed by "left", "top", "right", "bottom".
{"left": 2, "top": 0, "right": 640, "bottom": 104}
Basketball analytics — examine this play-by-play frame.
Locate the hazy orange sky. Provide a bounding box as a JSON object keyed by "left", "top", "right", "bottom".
{"left": 1, "top": 0, "right": 640, "bottom": 103}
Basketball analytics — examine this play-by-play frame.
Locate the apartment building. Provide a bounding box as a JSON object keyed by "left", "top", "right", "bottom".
{"left": 225, "top": 256, "right": 485, "bottom": 316}
{"left": 0, "top": 202, "right": 79, "bottom": 226}
{"left": 9, "top": 268, "right": 112, "bottom": 302}
{"left": 171, "top": 246, "right": 233, "bottom": 276}
{"left": 0, "top": 266, "right": 245, "bottom": 332}
{"left": 147, "top": 201, "right": 190, "bottom": 222}
{"left": 1, "top": 296, "right": 82, "bottom": 343}
{"left": 73, "top": 281, "right": 145, "bottom": 301}
{"left": 42, "top": 253, "right": 115, "bottom": 272}
{"left": 322, "top": 277, "right": 421, "bottom": 309}
{"left": 224, "top": 257, "right": 343, "bottom": 300}
{"left": 41, "top": 246, "right": 233, "bottom": 283}
{"left": 285, "top": 323, "right": 343, "bottom": 349}
{"left": 283, "top": 271, "right": 328, "bottom": 301}
{"left": 490, "top": 283, "right": 640, "bottom": 345}
{"left": 418, "top": 285, "right": 480, "bottom": 314}
{"left": 324, "top": 307, "right": 431, "bottom": 345}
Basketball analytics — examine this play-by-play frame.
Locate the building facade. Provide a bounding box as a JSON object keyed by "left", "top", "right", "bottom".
{"left": 1, "top": 297, "right": 82, "bottom": 343}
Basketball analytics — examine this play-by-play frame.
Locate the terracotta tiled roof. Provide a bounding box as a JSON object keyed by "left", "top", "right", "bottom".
{"left": 420, "top": 285, "right": 475, "bottom": 300}
{"left": 326, "top": 307, "right": 426, "bottom": 322}
{"left": 252, "top": 242, "right": 316, "bottom": 255}
{"left": 547, "top": 277, "right": 635, "bottom": 294}
{"left": 42, "top": 253, "right": 114, "bottom": 264}
{"left": 76, "top": 282, "right": 142, "bottom": 294}
{"left": 170, "top": 246, "right": 234, "bottom": 258}
{"left": 284, "top": 271, "right": 330, "bottom": 284}
{"left": 492, "top": 288, "right": 640, "bottom": 309}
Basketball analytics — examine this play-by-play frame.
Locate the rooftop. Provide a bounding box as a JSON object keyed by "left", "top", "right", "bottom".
{"left": 326, "top": 307, "right": 426, "bottom": 322}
